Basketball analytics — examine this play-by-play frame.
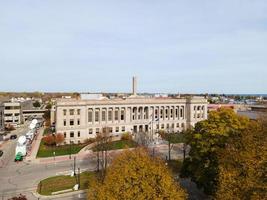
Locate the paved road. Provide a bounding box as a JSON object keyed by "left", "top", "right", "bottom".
{"left": 0, "top": 154, "right": 97, "bottom": 199}
{"left": 0, "top": 125, "right": 30, "bottom": 168}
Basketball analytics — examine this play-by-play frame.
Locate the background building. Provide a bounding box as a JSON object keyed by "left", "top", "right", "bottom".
{"left": 0, "top": 103, "right": 4, "bottom": 131}
{"left": 3, "top": 102, "right": 22, "bottom": 127}
{"left": 53, "top": 78, "right": 208, "bottom": 144}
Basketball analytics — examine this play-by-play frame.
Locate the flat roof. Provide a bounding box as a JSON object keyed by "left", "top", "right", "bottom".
{"left": 56, "top": 96, "right": 208, "bottom": 106}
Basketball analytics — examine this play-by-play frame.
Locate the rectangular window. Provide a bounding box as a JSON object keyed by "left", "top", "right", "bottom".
{"left": 70, "top": 119, "right": 74, "bottom": 126}
{"left": 180, "top": 109, "right": 183, "bottom": 118}
{"left": 115, "top": 110, "right": 119, "bottom": 121}
{"left": 109, "top": 127, "right": 113, "bottom": 133}
{"left": 96, "top": 128, "right": 100, "bottom": 134}
{"left": 175, "top": 109, "right": 178, "bottom": 118}
{"left": 121, "top": 126, "right": 125, "bottom": 132}
{"left": 88, "top": 110, "right": 93, "bottom": 122}
{"left": 63, "top": 120, "right": 66, "bottom": 126}
{"left": 108, "top": 110, "right": 112, "bottom": 121}
{"left": 161, "top": 124, "right": 164, "bottom": 129}
{"left": 116, "top": 127, "right": 119, "bottom": 132}
{"left": 155, "top": 109, "right": 158, "bottom": 119}
{"left": 95, "top": 111, "right": 99, "bottom": 122}
{"left": 69, "top": 109, "right": 74, "bottom": 115}
{"left": 102, "top": 110, "right": 106, "bottom": 121}
{"left": 63, "top": 109, "right": 67, "bottom": 116}
{"left": 89, "top": 129, "right": 93, "bottom": 134}
{"left": 121, "top": 110, "right": 124, "bottom": 120}
{"left": 77, "top": 119, "right": 80, "bottom": 125}
{"left": 77, "top": 109, "right": 81, "bottom": 115}
{"left": 78, "top": 131, "right": 80, "bottom": 137}
{"left": 166, "top": 124, "right": 169, "bottom": 129}
{"left": 177, "top": 123, "right": 180, "bottom": 128}
{"left": 70, "top": 132, "right": 74, "bottom": 137}
{"left": 64, "top": 132, "right": 66, "bottom": 138}
{"left": 172, "top": 123, "right": 175, "bottom": 129}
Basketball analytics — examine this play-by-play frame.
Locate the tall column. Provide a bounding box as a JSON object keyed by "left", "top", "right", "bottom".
{"left": 99, "top": 107, "right": 102, "bottom": 123}
{"left": 129, "top": 107, "right": 132, "bottom": 122}
{"left": 92, "top": 107, "right": 95, "bottom": 125}
{"left": 168, "top": 106, "right": 171, "bottom": 120}
{"left": 105, "top": 108, "right": 108, "bottom": 124}
{"left": 112, "top": 108, "right": 114, "bottom": 123}
{"left": 119, "top": 107, "right": 121, "bottom": 122}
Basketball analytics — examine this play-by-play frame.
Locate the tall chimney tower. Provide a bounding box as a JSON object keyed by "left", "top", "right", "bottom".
{"left": 132, "top": 76, "right": 137, "bottom": 95}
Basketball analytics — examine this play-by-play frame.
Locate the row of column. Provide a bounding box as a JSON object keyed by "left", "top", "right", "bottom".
{"left": 88, "top": 105, "right": 186, "bottom": 124}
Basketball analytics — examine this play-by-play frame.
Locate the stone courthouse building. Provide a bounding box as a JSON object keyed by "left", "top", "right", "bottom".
{"left": 52, "top": 77, "right": 208, "bottom": 143}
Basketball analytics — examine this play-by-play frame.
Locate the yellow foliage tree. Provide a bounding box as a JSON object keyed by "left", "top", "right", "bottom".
{"left": 216, "top": 118, "right": 267, "bottom": 200}
{"left": 88, "top": 148, "right": 187, "bottom": 200}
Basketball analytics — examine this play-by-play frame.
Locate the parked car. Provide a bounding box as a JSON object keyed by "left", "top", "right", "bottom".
{"left": 0, "top": 150, "right": 3, "bottom": 157}
{"left": 10, "top": 135, "right": 17, "bottom": 140}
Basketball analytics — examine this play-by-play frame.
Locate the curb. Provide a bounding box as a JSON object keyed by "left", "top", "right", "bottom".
{"left": 32, "top": 189, "right": 86, "bottom": 199}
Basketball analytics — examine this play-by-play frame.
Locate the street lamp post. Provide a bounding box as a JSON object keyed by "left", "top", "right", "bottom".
{"left": 74, "top": 156, "right": 76, "bottom": 176}
{"left": 77, "top": 167, "right": 80, "bottom": 189}
{"left": 69, "top": 140, "right": 72, "bottom": 159}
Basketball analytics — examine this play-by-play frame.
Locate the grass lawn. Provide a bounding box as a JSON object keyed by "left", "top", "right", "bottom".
{"left": 37, "top": 171, "right": 95, "bottom": 195}
{"left": 37, "top": 140, "right": 88, "bottom": 158}
{"left": 92, "top": 140, "right": 138, "bottom": 152}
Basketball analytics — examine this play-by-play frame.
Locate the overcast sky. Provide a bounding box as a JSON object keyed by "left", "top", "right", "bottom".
{"left": 0, "top": 0, "right": 266, "bottom": 94}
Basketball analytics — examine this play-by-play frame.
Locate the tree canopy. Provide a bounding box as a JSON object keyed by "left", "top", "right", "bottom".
{"left": 88, "top": 148, "right": 187, "bottom": 200}
{"left": 181, "top": 108, "right": 250, "bottom": 195}
{"left": 215, "top": 117, "right": 267, "bottom": 200}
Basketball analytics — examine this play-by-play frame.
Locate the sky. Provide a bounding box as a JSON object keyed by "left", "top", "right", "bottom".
{"left": 0, "top": 0, "right": 267, "bottom": 94}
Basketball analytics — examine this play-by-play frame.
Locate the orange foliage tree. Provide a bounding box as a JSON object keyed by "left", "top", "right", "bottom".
{"left": 55, "top": 133, "right": 64, "bottom": 145}
{"left": 88, "top": 148, "right": 187, "bottom": 200}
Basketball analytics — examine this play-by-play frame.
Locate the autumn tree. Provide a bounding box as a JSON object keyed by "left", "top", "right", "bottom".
{"left": 88, "top": 148, "right": 187, "bottom": 200}
{"left": 215, "top": 117, "right": 267, "bottom": 200}
{"left": 43, "top": 133, "right": 64, "bottom": 146}
{"left": 55, "top": 133, "right": 65, "bottom": 145}
{"left": 43, "top": 134, "right": 55, "bottom": 146}
{"left": 181, "top": 108, "right": 250, "bottom": 195}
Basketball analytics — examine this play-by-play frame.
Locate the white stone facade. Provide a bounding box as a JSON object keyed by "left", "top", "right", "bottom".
{"left": 0, "top": 103, "right": 4, "bottom": 131}
{"left": 54, "top": 96, "right": 208, "bottom": 144}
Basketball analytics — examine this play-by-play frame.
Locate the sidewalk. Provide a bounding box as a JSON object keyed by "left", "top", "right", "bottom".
{"left": 25, "top": 127, "right": 44, "bottom": 161}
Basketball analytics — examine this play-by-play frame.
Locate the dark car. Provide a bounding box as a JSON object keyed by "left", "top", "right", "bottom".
{"left": 10, "top": 134, "right": 17, "bottom": 140}
{"left": 0, "top": 150, "right": 3, "bottom": 157}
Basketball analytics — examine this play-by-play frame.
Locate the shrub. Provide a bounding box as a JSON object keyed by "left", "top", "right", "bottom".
{"left": 84, "top": 138, "right": 96, "bottom": 144}
{"left": 121, "top": 132, "right": 132, "bottom": 141}
{"left": 5, "top": 124, "right": 15, "bottom": 131}
{"left": 8, "top": 194, "right": 27, "bottom": 200}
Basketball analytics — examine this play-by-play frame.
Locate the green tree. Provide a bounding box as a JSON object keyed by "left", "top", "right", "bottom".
{"left": 181, "top": 108, "right": 250, "bottom": 195}
{"left": 88, "top": 148, "right": 187, "bottom": 200}
{"left": 215, "top": 118, "right": 267, "bottom": 200}
{"left": 33, "top": 100, "right": 41, "bottom": 107}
